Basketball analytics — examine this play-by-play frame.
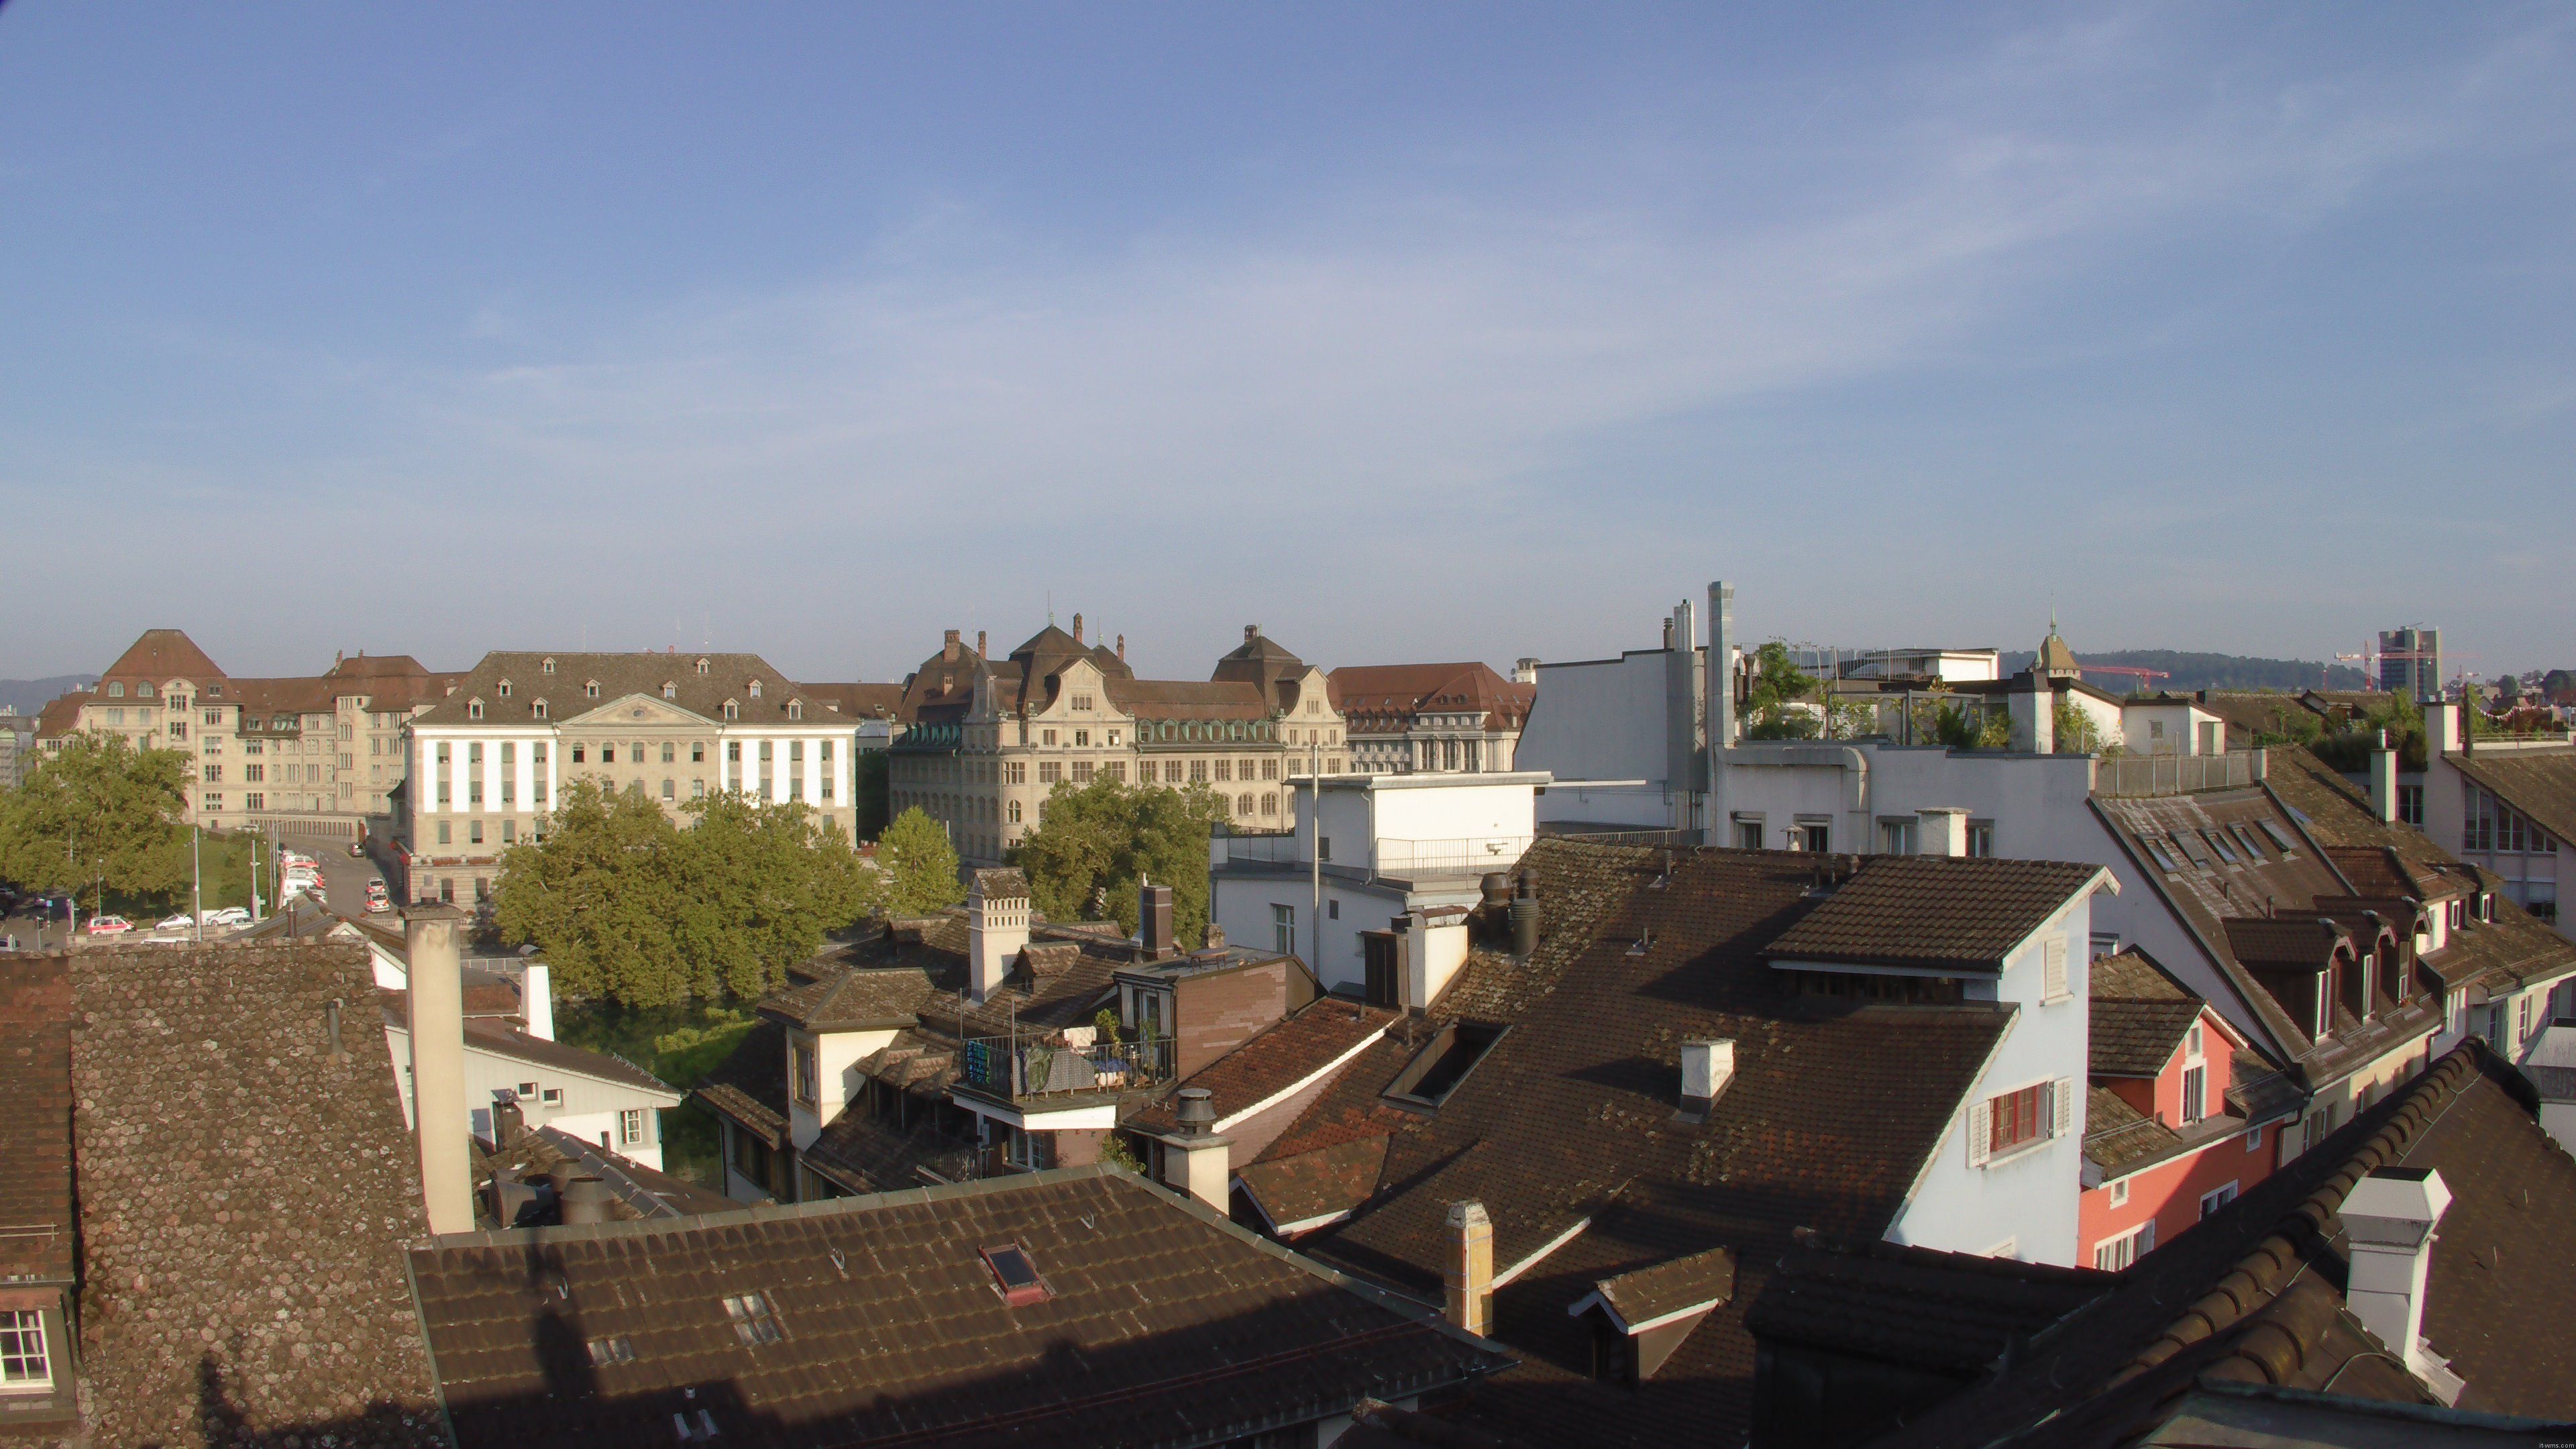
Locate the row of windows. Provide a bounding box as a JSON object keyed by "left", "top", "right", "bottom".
{"left": 2464, "top": 785, "right": 2558, "bottom": 855}
{"left": 435, "top": 738, "right": 836, "bottom": 767}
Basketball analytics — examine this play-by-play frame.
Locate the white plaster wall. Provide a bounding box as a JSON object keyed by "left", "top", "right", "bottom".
{"left": 1887, "top": 892, "right": 2095, "bottom": 1265}
{"left": 385, "top": 1025, "right": 677, "bottom": 1169}
{"left": 1519, "top": 651, "right": 1686, "bottom": 825}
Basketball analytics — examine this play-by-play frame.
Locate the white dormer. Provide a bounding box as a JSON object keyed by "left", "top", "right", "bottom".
{"left": 663, "top": 682, "right": 677, "bottom": 700}
{"left": 468, "top": 699, "right": 485, "bottom": 720}
{"left": 542, "top": 657, "right": 556, "bottom": 674}
{"left": 749, "top": 680, "right": 764, "bottom": 699}
{"left": 724, "top": 700, "right": 740, "bottom": 720}
{"left": 586, "top": 680, "right": 601, "bottom": 699}
{"left": 696, "top": 657, "right": 710, "bottom": 675}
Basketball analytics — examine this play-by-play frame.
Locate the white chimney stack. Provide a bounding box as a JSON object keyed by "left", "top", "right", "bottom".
{"left": 405, "top": 904, "right": 475, "bottom": 1235}
{"left": 521, "top": 961, "right": 553, "bottom": 1041}
{"left": 2342, "top": 1167, "right": 2459, "bottom": 1396}
{"left": 967, "top": 869, "right": 1029, "bottom": 1004}
{"left": 2369, "top": 733, "right": 2400, "bottom": 824}
{"left": 1444, "top": 1200, "right": 1495, "bottom": 1337}
{"left": 1680, "top": 1038, "right": 1735, "bottom": 1118}
{"left": 1705, "top": 580, "right": 1735, "bottom": 845}
{"left": 1918, "top": 808, "right": 1969, "bottom": 858}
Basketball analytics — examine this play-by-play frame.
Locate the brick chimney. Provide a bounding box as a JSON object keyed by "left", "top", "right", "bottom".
{"left": 1117, "top": 633, "right": 1126, "bottom": 661}
{"left": 1072, "top": 612, "right": 1084, "bottom": 645}
{"left": 405, "top": 904, "right": 474, "bottom": 1234}
{"left": 1917, "top": 808, "right": 1969, "bottom": 857}
{"left": 943, "top": 629, "right": 961, "bottom": 663}
{"left": 2343, "top": 1167, "right": 2457, "bottom": 1392}
{"left": 968, "top": 870, "right": 1029, "bottom": 1003}
{"left": 1140, "top": 881, "right": 1175, "bottom": 959}
{"left": 1444, "top": 1200, "right": 1494, "bottom": 1336}
{"left": 977, "top": 631, "right": 987, "bottom": 658}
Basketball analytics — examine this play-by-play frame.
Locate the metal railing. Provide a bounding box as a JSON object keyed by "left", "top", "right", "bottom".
{"left": 958, "top": 1036, "right": 1175, "bottom": 1098}
{"left": 1375, "top": 835, "right": 1534, "bottom": 874}
{"left": 2093, "top": 751, "right": 2263, "bottom": 799}
{"left": 1216, "top": 832, "right": 1301, "bottom": 865}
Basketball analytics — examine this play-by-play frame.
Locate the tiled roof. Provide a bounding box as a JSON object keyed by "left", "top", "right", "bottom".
{"left": 1298, "top": 839, "right": 2045, "bottom": 1448}
{"left": 34, "top": 689, "right": 91, "bottom": 738}
{"left": 1328, "top": 662, "right": 1536, "bottom": 733}
{"left": 1126, "top": 998, "right": 1393, "bottom": 1136}
{"left": 2082, "top": 1086, "right": 2182, "bottom": 1177}
{"left": 759, "top": 966, "right": 938, "bottom": 1032}
{"left": 412, "top": 651, "right": 822, "bottom": 729}
{"left": 68, "top": 941, "right": 443, "bottom": 1446}
{"left": 408, "top": 1167, "right": 1511, "bottom": 1448}
{"left": 0, "top": 955, "right": 74, "bottom": 1284}
{"left": 1238, "top": 1136, "right": 1393, "bottom": 1233}
{"left": 1876, "top": 1041, "right": 2576, "bottom": 1447}
{"left": 99, "top": 627, "right": 226, "bottom": 685}
{"left": 2447, "top": 747, "right": 2576, "bottom": 851}
{"left": 2220, "top": 914, "right": 2349, "bottom": 971}
{"left": 800, "top": 681, "right": 908, "bottom": 721}
{"left": 2322, "top": 844, "right": 2456, "bottom": 901}
{"left": 477, "top": 1124, "right": 739, "bottom": 1225}
{"left": 691, "top": 1018, "right": 790, "bottom": 1146}
{"left": 801, "top": 1102, "right": 978, "bottom": 1195}
{"left": 2088, "top": 949, "right": 2206, "bottom": 1077}
{"left": 1104, "top": 676, "right": 1276, "bottom": 722}
{"left": 1585, "top": 1246, "right": 1737, "bottom": 1330}
{"left": 1748, "top": 1234, "right": 2112, "bottom": 1378}
{"left": 1764, "top": 855, "right": 2108, "bottom": 971}
{"left": 2266, "top": 746, "right": 2576, "bottom": 996}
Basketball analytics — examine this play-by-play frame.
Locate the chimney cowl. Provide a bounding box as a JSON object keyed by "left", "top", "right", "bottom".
{"left": 559, "top": 1175, "right": 613, "bottom": 1226}
{"left": 1176, "top": 1087, "right": 1216, "bottom": 1136}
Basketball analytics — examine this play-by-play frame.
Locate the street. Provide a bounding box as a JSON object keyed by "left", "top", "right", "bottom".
{"left": 0, "top": 826, "right": 398, "bottom": 951}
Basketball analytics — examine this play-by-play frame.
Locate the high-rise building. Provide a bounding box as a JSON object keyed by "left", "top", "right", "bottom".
{"left": 2379, "top": 625, "right": 2443, "bottom": 700}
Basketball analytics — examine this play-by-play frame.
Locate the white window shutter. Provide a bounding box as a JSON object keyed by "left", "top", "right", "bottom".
{"left": 2054, "top": 1077, "right": 2076, "bottom": 1138}
{"left": 1968, "top": 1098, "right": 1993, "bottom": 1167}
{"left": 2044, "top": 938, "right": 2068, "bottom": 1001}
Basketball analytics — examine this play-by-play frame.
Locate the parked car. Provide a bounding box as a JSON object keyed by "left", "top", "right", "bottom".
{"left": 205, "top": 906, "right": 252, "bottom": 928}
{"left": 365, "top": 896, "right": 393, "bottom": 914}
{"left": 85, "top": 914, "right": 133, "bottom": 935}
{"left": 349, "top": 839, "right": 367, "bottom": 858}
{"left": 156, "top": 913, "right": 196, "bottom": 932}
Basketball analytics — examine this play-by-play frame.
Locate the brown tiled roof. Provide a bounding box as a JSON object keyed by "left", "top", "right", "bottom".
{"left": 2082, "top": 1086, "right": 2182, "bottom": 1177}
{"left": 413, "top": 650, "right": 823, "bottom": 729}
{"left": 99, "top": 627, "right": 225, "bottom": 686}
{"left": 1211, "top": 626, "right": 1314, "bottom": 713}
{"left": 2447, "top": 747, "right": 2576, "bottom": 849}
{"left": 1238, "top": 1136, "right": 1393, "bottom": 1233}
{"left": 2194, "top": 691, "right": 2330, "bottom": 747}
{"left": 1299, "top": 840, "right": 2043, "bottom": 1448}
{"left": 477, "top": 1124, "right": 739, "bottom": 1224}
{"left": 0, "top": 955, "right": 74, "bottom": 1284}
{"left": 1585, "top": 1246, "right": 1737, "bottom": 1330}
{"left": 1764, "top": 855, "right": 2108, "bottom": 971}
{"left": 2322, "top": 844, "right": 2456, "bottom": 901}
{"left": 69, "top": 941, "right": 443, "bottom": 1446}
{"left": 409, "top": 1167, "right": 1511, "bottom": 1447}
{"left": 801, "top": 680, "right": 908, "bottom": 720}
{"left": 801, "top": 1103, "right": 978, "bottom": 1194}
{"left": 2267, "top": 746, "right": 2576, "bottom": 996}
{"left": 1328, "top": 662, "right": 1536, "bottom": 733}
{"left": 1748, "top": 1234, "right": 2112, "bottom": 1379}
{"left": 2220, "top": 914, "right": 2350, "bottom": 971}
{"left": 1126, "top": 998, "right": 1393, "bottom": 1135}
{"left": 1876, "top": 1041, "right": 2576, "bottom": 1446}
{"left": 1104, "top": 676, "right": 1276, "bottom": 722}
{"left": 691, "top": 1018, "right": 790, "bottom": 1146}
{"left": 34, "top": 689, "right": 91, "bottom": 738}
{"left": 2088, "top": 949, "right": 2206, "bottom": 1077}
{"left": 759, "top": 966, "right": 938, "bottom": 1032}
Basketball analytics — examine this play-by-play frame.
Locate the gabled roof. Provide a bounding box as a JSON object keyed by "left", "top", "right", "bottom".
{"left": 2323, "top": 843, "right": 2459, "bottom": 902}
{"left": 2222, "top": 914, "right": 2354, "bottom": 972}
{"left": 1125, "top": 998, "right": 1393, "bottom": 1136}
{"left": 1211, "top": 624, "right": 1311, "bottom": 710}
{"left": 34, "top": 689, "right": 91, "bottom": 737}
{"left": 99, "top": 627, "right": 225, "bottom": 685}
{"left": 759, "top": 966, "right": 938, "bottom": 1032}
{"left": 412, "top": 650, "right": 817, "bottom": 729}
{"left": 0, "top": 955, "right": 74, "bottom": 1285}
{"left": 1574, "top": 1246, "right": 1738, "bottom": 1334}
{"left": 1749, "top": 1234, "right": 2112, "bottom": 1380}
{"left": 2088, "top": 948, "right": 2211, "bottom": 1077}
{"left": 2082, "top": 1086, "right": 2182, "bottom": 1177}
{"left": 1876, "top": 1041, "right": 2576, "bottom": 1446}
{"left": 407, "top": 1167, "right": 1512, "bottom": 1448}
{"left": 1327, "top": 662, "right": 1536, "bottom": 733}
{"left": 691, "top": 1018, "right": 791, "bottom": 1148}
{"left": 1295, "top": 839, "right": 2051, "bottom": 1448}
{"left": 1764, "top": 855, "right": 2109, "bottom": 972}
{"left": 2447, "top": 746, "right": 2576, "bottom": 849}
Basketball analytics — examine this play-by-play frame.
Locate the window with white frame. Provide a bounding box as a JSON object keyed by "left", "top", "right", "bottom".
{"left": 620, "top": 1108, "right": 647, "bottom": 1146}
{"left": 2093, "top": 1220, "right": 2153, "bottom": 1271}
{"left": 2198, "top": 1181, "right": 2240, "bottom": 1219}
{"left": 2108, "top": 1177, "right": 2129, "bottom": 1207}
{"left": 2182, "top": 1065, "right": 2206, "bottom": 1124}
{"left": 1968, "top": 1076, "right": 2075, "bottom": 1166}
{"left": 0, "top": 1308, "right": 50, "bottom": 1391}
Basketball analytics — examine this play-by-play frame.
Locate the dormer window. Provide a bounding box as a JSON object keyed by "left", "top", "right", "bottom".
{"left": 497, "top": 680, "right": 512, "bottom": 698}
{"left": 788, "top": 700, "right": 802, "bottom": 720}
{"left": 663, "top": 682, "right": 676, "bottom": 700}
{"left": 586, "top": 681, "right": 600, "bottom": 699}
{"left": 696, "top": 657, "right": 710, "bottom": 675}
{"left": 724, "top": 700, "right": 739, "bottom": 720}
{"left": 468, "top": 699, "right": 484, "bottom": 720}
{"left": 749, "top": 680, "right": 764, "bottom": 699}
{"left": 534, "top": 700, "right": 549, "bottom": 720}
{"left": 138, "top": 682, "right": 154, "bottom": 697}
{"left": 542, "top": 657, "right": 557, "bottom": 674}
{"left": 107, "top": 682, "right": 125, "bottom": 698}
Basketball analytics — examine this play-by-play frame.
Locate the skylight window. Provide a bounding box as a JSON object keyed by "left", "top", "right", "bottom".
{"left": 586, "top": 1335, "right": 636, "bottom": 1366}
{"left": 723, "top": 1291, "right": 783, "bottom": 1346}
{"left": 2170, "top": 831, "right": 2212, "bottom": 868}
{"left": 2202, "top": 829, "right": 2240, "bottom": 865}
{"left": 981, "top": 1244, "right": 1053, "bottom": 1306}
{"left": 2258, "top": 820, "right": 2300, "bottom": 853}
{"left": 2143, "top": 838, "right": 2180, "bottom": 873}
{"left": 2229, "top": 824, "right": 2267, "bottom": 861}
{"left": 1386, "top": 1021, "right": 1509, "bottom": 1108}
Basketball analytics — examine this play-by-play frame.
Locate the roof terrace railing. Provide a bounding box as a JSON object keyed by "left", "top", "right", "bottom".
{"left": 1376, "top": 835, "right": 1534, "bottom": 875}
{"left": 958, "top": 1035, "right": 1175, "bottom": 1098}
{"left": 2093, "top": 749, "right": 2264, "bottom": 799}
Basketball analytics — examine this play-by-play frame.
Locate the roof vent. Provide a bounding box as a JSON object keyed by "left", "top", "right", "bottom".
{"left": 1176, "top": 1087, "right": 1216, "bottom": 1136}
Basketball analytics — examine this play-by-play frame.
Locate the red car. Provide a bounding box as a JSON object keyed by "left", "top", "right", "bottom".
{"left": 85, "top": 914, "right": 134, "bottom": 936}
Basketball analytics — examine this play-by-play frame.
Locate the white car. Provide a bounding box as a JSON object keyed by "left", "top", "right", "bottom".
{"left": 364, "top": 897, "right": 393, "bottom": 915}
{"left": 156, "top": 913, "right": 195, "bottom": 932}
{"left": 204, "top": 907, "right": 252, "bottom": 928}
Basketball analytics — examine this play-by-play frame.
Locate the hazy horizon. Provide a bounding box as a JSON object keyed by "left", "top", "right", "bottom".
{"left": 5, "top": 5, "right": 2571, "bottom": 680}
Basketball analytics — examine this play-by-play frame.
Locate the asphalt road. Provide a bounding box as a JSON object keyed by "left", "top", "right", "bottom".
{"left": 0, "top": 828, "right": 398, "bottom": 951}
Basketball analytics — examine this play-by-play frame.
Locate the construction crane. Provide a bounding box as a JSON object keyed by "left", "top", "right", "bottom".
{"left": 2078, "top": 664, "right": 2169, "bottom": 692}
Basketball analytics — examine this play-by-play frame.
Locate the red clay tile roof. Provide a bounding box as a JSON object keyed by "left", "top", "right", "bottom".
{"left": 1585, "top": 1246, "right": 1737, "bottom": 1330}
{"left": 2088, "top": 949, "right": 2207, "bottom": 1077}
{"left": 1238, "top": 1136, "right": 1393, "bottom": 1233}
{"left": 1764, "top": 854, "right": 2108, "bottom": 971}
{"left": 409, "top": 1167, "right": 1511, "bottom": 1448}
{"left": 1876, "top": 1040, "right": 2576, "bottom": 1447}
{"left": 1328, "top": 662, "right": 1536, "bottom": 733}
{"left": 99, "top": 627, "right": 226, "bottom": 685}
{"left": 1127, "top": 998, "right": 1393, "bottom": 1136}
{"left": 69, "top": 941, "right": 443, "bottom": 1446}
{"left": 1749, "top": 1234, "right": 2112, "bottom": 1378}
{"left": 0, "top": 955, "right": 74, "bottom": 1284}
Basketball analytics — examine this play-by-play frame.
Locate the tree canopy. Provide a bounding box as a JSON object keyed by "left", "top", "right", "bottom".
{"left": 876, "top": 806, "right": 965, "bottom": 918}
{"left": 1010, "top": 775, "right": 1229, "bottom": 948}
{"left": 1744, "top": 641, "right": 1821, "bottom": 740}
{"left": 0, "top": 733, "right": 193, "bottom": 905}
{"left": 493, "top": 780, "right": 882, "bottom": 1008}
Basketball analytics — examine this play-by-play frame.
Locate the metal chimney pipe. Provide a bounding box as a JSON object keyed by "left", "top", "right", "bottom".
{"left": 559, "top": 1176, "right": 613, "bottom": 1226}
{"left": 405, "top": 904, "right": 475, "bottom": 1234}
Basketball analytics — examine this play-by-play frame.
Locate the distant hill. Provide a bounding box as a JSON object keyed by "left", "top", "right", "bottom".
{"left": 0, "top": 676, "right": 90, "bottom": 715}
{"left": 1994, "top": 651, "right": 2370, "bottom": 694}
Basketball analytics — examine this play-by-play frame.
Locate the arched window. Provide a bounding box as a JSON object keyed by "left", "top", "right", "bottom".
{"left": 1008, "top": 800, "right": 1022, "bottom": 823}
{"left": 1237, "top": 792, "right": 1252, "bottom": 813}
{"left": 468, "top": 700, "right": 484, "bottom": 720}
{"left": 107, "top": 682, "right": 125, "bottom": 698}
{"left": 138, "top": 682, "right": 154, "bottom": 698}
{"left": 585, "top": 681, "right": 600, "bottom": 699}
{"left": 1262, "top": 792, "right": 1278, "bottom": 815}
{"left": 498, "top": 680, "right": 512, "bottom": 698}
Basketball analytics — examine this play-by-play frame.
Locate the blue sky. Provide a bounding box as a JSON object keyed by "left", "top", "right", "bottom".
{"left": 3, "top": 3, "right": 2570, "bottom": 684}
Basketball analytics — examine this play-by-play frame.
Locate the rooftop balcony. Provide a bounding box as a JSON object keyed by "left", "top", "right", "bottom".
{"left": 2092, "top": 749, "right": 2267, "bottom": 799}
{"left": 955, "top": 1035, "right": 1175, "bottom": 1103}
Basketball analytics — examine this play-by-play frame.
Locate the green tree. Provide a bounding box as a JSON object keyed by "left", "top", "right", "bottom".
{"left": 492, "top": 780, "right": 697, "bottom": 1008}
{"left": 1011, "top": 775, "right": 1230, "bottom": 947}
{"left": 877, "top": 806, "right": 965, "bottom": 917}
{"left": 0, "top": 733, "right": 193, "bottom": 908}
{"left": 853, "top": 750, "right": 891, "bottom": 840}
{"left": 2053, "top": 696, "right": 2119, "bottom": 755}
{"left": 1744, "top": 642, "right": 1821, "bottom": 740}
{"left": 676, "top": 791, "right": 881, "bottom": 999}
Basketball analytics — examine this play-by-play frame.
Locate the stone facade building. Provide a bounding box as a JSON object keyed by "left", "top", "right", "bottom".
{"left": 1327, "top": 661, "right": 1535, "bottom": 775}
{"left": 888, "top": 618, "right": 1350, "bottom": 865}
{"left": 37, "top": 628, "right": 457, "bottom": 837}
{"left": 401, "top": 650, "right": 860, "bottom": 906}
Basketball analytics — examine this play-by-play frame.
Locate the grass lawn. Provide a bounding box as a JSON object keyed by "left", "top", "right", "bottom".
{"left": 554, "top": 998, "right": 761, "bottom": 1191}
{"left": 89, "top": 828, "right": 262, "bottom": 920}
